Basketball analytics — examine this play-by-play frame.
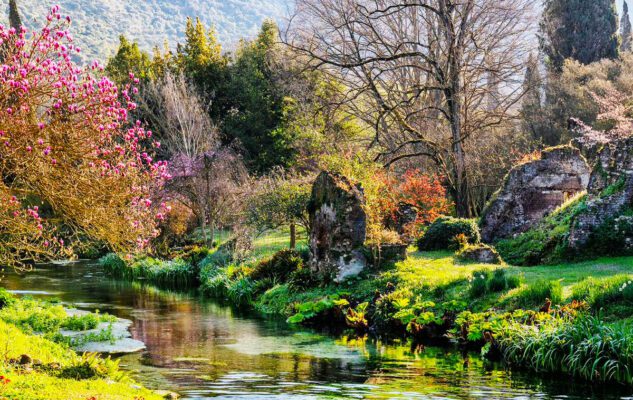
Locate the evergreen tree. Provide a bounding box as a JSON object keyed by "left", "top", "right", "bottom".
{"left": 105, "top": 35, "right": 153, "bottom": 84}
{"left": 540, "top": 0, "right": 619, "bottom": 71}
{"left": 521, "top": 54, "right": 552, "bottom": 144}
{"left": 221, "top": 20, "right": 296, "bottom": 172}
{"left": 623, "top": 1, "right": 632, "bottom": 52}
{"left": 8, "top": 0, "right": 22, "bottom": 31}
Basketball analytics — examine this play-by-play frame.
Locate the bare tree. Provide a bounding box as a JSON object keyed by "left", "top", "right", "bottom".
{"left": 285, "top": 0, "right": 535, "bottom": 217}
{"left": 139, "top": 73, "right": 248, "bottom": 245}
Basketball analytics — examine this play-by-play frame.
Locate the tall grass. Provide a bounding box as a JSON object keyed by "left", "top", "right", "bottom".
{"left": 499, "top": 316, "right": 633, "bottom": 384}
{"left": 100, "top": 253, "right": 198, "bottom": 289}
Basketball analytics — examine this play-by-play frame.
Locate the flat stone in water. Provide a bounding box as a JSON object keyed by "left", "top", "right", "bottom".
{"left": 61, "top": 309, "right": 146, "bottom": 354}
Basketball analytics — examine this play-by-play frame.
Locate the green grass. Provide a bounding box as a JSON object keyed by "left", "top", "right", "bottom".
{"left": 0, "top": 318, "right": 161, "bottom": 400}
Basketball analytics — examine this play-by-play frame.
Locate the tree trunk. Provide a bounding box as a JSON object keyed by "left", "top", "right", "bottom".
{"left": 289, "top": 223, "right": 296, "bottom": 249}
{"left": 207, "top": 218, "right": 215, "bottom": 248}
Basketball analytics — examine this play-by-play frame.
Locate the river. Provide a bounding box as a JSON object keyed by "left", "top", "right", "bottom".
{"left": 2, "top": 261, "right": 631, "bottom": 399}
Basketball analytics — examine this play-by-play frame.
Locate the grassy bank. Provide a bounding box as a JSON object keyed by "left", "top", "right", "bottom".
{"left": 100, "top": 228, "right": 633, "bottom": 385}
{"left": 0, "top": 290, "right": 161, "bottom": 400}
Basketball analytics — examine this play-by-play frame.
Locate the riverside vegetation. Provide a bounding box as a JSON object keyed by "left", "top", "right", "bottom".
{"left": 100, "top": 221, "right": 633, "bottom": 386}
{"left": 0, "top": 289, "right": 161, "bottom": 400}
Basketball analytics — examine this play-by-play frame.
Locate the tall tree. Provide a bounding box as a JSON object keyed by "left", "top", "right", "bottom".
{"left": 106, "top": 35, "right": 153, "bottom": 84}
{"left": 540, "top": 0, "right": 620, "bottom": 71}
{"left": 286, "top": 0, "right": 535, "bottom": 217}
{"left": 8, "top": 0, "right": 21, "bottom": 31}
{"left": 521, "top": 53, "right": 550, "bottom": 144}
{"left": 222, "top": 20, "right": 297, "bottom": 173}
{"left": 623, "top": 1, "right": 632, "bottom": 52}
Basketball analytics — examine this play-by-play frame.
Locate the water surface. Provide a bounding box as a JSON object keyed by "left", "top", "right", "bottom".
{"left": 2, "top": 262, "right": 632, "bottom": 399}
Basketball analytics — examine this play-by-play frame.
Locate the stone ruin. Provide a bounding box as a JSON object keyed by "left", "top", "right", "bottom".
{"left": 308, "top": 171, "right": 368, "bottom": 281}
{"left": 480, "top": 146, "right": 591, "bottom": 242}
{"left": 568, "top": 137, "right": 633, "bottom": 249}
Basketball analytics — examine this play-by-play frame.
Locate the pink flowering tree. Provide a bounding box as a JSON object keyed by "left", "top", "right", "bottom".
{"left": 0, "top": 6, "right": 168, "bottom": 269}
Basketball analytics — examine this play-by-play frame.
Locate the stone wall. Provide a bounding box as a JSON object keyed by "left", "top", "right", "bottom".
{"left": 480, "top": 146, "right": 590, "bottom": 242}
{"left": 569, "top": 138, "right": 633, "bottom": 248}
{"left": 308, "top": 171, "right": 368, "bottom": 281}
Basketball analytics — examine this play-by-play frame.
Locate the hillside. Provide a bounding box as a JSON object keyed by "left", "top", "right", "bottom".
{"left": 4, "top": 0, "right": 292, "bottom": 64}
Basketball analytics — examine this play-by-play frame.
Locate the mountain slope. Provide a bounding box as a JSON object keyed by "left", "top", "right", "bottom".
{"left": 5, "top": 0, "right": 292, "bottom": 63}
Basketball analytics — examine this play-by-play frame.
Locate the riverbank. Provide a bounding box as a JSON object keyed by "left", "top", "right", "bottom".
{"left": 0, "top": 289, "right": 162, "bottom": 400}
{"left": 99, "top": 229, "right": 633, "bottom": 386}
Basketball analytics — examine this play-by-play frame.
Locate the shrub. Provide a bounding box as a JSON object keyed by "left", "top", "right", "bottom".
{"left": 509, "top": 279, "right": 562, "bottom": 309}
{"left": 417, "top": 217, "right": 480, "bottom": 251}
{"left": 250, "top": 249, "right": 303, "bottom": 282}
{"left": 226, "top": 277, "right": 256, "bottom": 306}
{"left": 288, "top": 267, "right": 321, "bottom": 290}
{"left": 99, "top": 253, "right": 127, "bottom": 276}
{"left": 469, "top": 270, "right": 491, "bottom": 297}
{"left": 0, "top": 288, "right": 15, "bottom": 309}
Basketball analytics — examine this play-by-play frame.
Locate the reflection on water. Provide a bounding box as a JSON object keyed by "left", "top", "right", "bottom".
{"left": 2, "top": 262, "right": 633, "bottom": 399}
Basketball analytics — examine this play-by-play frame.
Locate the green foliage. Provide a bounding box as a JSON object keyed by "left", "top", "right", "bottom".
{"left": 495, "top": 195, "right": 586, "bottom": 265}
{"left": 246, "top": 177, "right": 311, "bottom": 234}
{"left": 101, "top": 253, "right": 197, "bottom": 289}
{"left": 287, "top": 294, "right": 349, "bottom": 325}
{"left": 288, "top": 266, "right": 321, "bottom": 290}
{"left": 0, "top": 288, "right": 15, "bottom": 309}
{"left": 417, "top": 217, "right": 480, "bottom": 251}
{"left": 250, "top": 249, "right": 303, "bottom": 282}
{"left": 105, "top": 35, "right": 153, "bottom": 84}
{"left": 499, "top": 316, "right": 633, "bottom": 384}
{"left": 0, "top": 298, "right": 67, "bottom": 334}
{"left": 569, "top": 275, "right": 633, "bottom": 316}
{"left": 507, "top": 280, "right": 563, "bottom": 309}
{"left": 220, "top": 21, "right": 296, "bottom": 172}
{"left": 226, "top": 277, "right": 256, "bottom": 306}
{"left": 60, "top": 311, "right": 115, "bottom": 332}
{"left": 540, "top": 0, "right": 619, "bottom": 71}
{"left": 469, "top": 269, "right": 522, "bottom": 298}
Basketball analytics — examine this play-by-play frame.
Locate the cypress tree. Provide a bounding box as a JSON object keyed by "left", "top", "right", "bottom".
{"left": 623, "top": 1, "right": 632, "bottom": 52}
{"left": 540, "top": 0, "right": 619, "bottom": 71}
{"left": 8, "top": 0, "right": 22, "bottom": 31}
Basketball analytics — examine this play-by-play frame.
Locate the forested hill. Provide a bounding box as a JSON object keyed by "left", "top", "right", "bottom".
{"left": 4, "top": 0, "right": 291, "bottom": 63}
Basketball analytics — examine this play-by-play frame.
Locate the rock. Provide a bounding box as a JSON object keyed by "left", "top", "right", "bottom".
{"left": 457, "top": 244, "right": 502, "bottom": 264}
{"left": 61, "top": 309, "right": 146, "bottom": 354}
{"left": 155, "top": 391, "right": 180, "bottom": 400}
{"left": 569, "top": 138, "right": 633, "bottom": 248}
{"left": 372, "top": 244, "right": 408, "bottom": 265}
{"left": 19, "top": 354, "right": 32, "bottom": 365}
{"left": 308, "top": 171, "right": 368, "bottom": 282}
{"left": 480, "top": 146, "right": 590, "bottom": 242}
{"left": 388, "top": 204, "right": 418, "bottom": 242}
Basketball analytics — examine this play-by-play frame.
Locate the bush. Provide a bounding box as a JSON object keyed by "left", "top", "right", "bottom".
{"left": 250, "top": 249, "right": 303, "bottom": 282}
{"left": 509, "top": 279, "right": 562, "bottom": 309}
{"left": 288, "top": 267, "right": 321, "bottom": 290}
{"left": 99, "top": 253, "right": 127, "bottom": 276}
{"left": 417, "top": 217, "right": 480, "bottom": 251}
{"left": 0, "top": 288, "right": 15, "bottom": 309}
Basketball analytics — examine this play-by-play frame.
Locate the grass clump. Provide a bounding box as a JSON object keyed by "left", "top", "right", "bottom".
{"left": 100, "top": 253, "right": 197, "bottom": 288}
{"left": 498, "top": 316, "right": 633, "bottom": 384}
{"left": 417, "top": 217, "right": 480, "bottom": 251}
{"left": 506, "top": 279, "right": 562, "bottom": 309}
{"left": 469, "top": 269, "right": 522, "bottom": 298}
{"left": 569, "top": 275, "right": 633, "bottom": 317}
